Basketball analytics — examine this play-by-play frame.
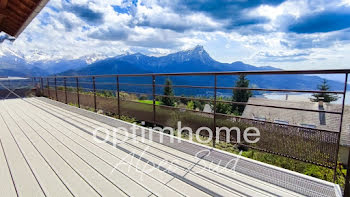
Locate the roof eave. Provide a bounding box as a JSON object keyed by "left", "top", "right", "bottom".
{"left": 13, "top": 0, "right": 49, "bottom": 38}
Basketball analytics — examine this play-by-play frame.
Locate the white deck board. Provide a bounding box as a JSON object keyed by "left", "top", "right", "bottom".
{"left": 6, "top": 101, "right": 130, "bottom": 197}
{"left": 0, "top": 101, "right": 73, "bottom": 197}
{"left": 0, "top": 97, "right": 342, "bottom": 197}
{"left": 0, "top": 101, "right": 45, "bottom": 197}
{"left": 1, "top": 101, "right": 101, "bottom": 197}
{"left": 0, "top": 138, "right": 17, "bottom": 197}
{"left": 27, "top": 98, "right": 272, "bottom": 196}
{"left": 29, "top": 98, "right": 303, "bottom": 197}
{"left": 7, "top": 99, "right": 150, "bottom": 197}
{"left": 14, "top": 98, "right": 209, "bottom": 197}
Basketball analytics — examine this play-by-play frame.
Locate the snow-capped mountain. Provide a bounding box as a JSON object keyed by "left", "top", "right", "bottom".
{"left": 161, "top": 45, "right": 215, "bottom": 63}
{"left": 59, "top": 46, "right": 344, "bottom": 91}
{"left": 0, "top": 47, "right": 27, "bottom": 69}
{"left": 0, "top": 46, "right": 109, "bottom": 76}
{"left": 81, "top": 54, "right": 109, "bottom": 65}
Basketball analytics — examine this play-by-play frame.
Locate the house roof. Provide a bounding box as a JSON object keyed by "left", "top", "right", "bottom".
{"left": 0, "top": 76, "right": 29, "bottom": 80}
{"left": 0, "top": 0, "right": 49, "bottom": 37}
{"left": 242, "top": 97, "right": 350, "bottom": 147}
{"left": 203, "top": 104, "right": 213, "bottom": 113}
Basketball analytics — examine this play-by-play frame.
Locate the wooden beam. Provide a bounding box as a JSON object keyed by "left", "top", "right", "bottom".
{"left": 2, "top": 19, "right": 20, "bottom": 29}
{"left": 19, "top": 0, "right": 36, "bottom": 9}
{"left": 14, "top": 0, "right": 49, "bottom": 37}
{"left": 6, "top": 17, "right": 24, "bottom": 27}
{"left": 0, "top": 9, "right": 24, "bottom": 27}
{"left": 7, "top": 11, "right": 25, "bottom": 23}
{"left": 9, "top": 0, "right": 32, "bottom": 14}
{"left": 7, "top": 3, "right": 28, "bottom": 17}
{"left": 0, "top": 26, "right": 18, "bottom": 37}
{"left": 1, "top": 0, "right": 49, "bottom": 37}
{"left": 0, "top": 9, "right": 9, "bottom": 16}
{"left": 0, "top": 0, "right": 9, "bottom": 9}
{"left": 0, "top": 0, "right": 8, "bottom": 27}
{"left": 0, "top": 22, "right": 16, "bottom": 32}
{"left": 0, "top": 23, "right": 15, "bottom": 35}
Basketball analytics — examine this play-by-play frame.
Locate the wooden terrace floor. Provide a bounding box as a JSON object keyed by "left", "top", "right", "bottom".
{"left": 0, "top": 97, "right": 342, "bottom": 197}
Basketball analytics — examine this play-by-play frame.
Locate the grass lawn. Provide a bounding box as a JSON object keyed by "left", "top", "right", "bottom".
{"left": 135, "top": 100, "right": 162, "bottom": 105}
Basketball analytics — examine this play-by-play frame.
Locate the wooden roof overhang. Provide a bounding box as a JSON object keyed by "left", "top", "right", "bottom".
{"left": 0, "top": 0, "right": 49, "bottom": 38}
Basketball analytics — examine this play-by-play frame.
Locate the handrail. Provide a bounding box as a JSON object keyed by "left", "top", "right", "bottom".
{"left": 47, "top": 81, "right": 344, "bottom": 94}
{"left": 40, "top": 68, "right": 350, "bottom": 79}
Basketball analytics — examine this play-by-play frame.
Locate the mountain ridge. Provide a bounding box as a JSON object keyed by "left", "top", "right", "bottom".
{"left": 59, "top": 46, "right": 344, "bottom": 92}
{"left": 0, "top": 45, "right": 344, "bottom": 92}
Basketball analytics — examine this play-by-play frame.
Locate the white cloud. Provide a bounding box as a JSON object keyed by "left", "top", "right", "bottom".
{"left": 340, "top": 0, "right": 350, "bottom": 6}
{"left": 0, "top": 0, "right": 349, "bottom": 71}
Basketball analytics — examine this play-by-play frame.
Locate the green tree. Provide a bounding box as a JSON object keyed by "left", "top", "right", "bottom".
{"left": 187, "top": 100, "right": 194, "bottom": 110}
{"left": 193, "top": 100, "right": 205, "bottom": 111}
{"left": 310, "top": 79, "right": 339, "bottom": 103}
{"left": 162, "top": 78, "right": 176, "bottom": 106}
{"left": 138, "top": 94, "right": 148, "bottom": 100}
{"left": 232, "top": 74, "right": 252, "bottom": 115}
{"left": 215, "top": 98, "right": 232, "bottom": 114}
{"left": 97, "top": 90, "right": 113, "bottom": 98}
{"left": 179, "top": 94, "right": 188, "bottom": 105}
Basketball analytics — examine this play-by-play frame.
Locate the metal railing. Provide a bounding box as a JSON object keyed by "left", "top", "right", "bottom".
{"left": 0, "top": 77, "right": 36, "bottom": 99}
{"left": 34, "top": 69, "right": 350, "bottom": 188}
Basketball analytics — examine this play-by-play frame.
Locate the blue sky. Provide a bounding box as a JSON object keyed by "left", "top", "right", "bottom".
{"left": 1, "top": 0, "right": 350, "bottom": 70}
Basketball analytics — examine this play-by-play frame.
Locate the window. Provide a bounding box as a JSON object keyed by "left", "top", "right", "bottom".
{"left": 274, "top": 119, "right": 289, "bottom": 125}
{"left": 300, "top": 124, "right": 316, "bottom": 129}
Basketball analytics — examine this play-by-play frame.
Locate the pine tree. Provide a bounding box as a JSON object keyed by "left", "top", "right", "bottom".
{"left": 162, "top": 78, "right": 176, "bottom": 106}
{"left": 311, "top": 79, "right": 338, "bottom": 102}
{"left": 232, "top": 74, "right": 252, "bottom": 115}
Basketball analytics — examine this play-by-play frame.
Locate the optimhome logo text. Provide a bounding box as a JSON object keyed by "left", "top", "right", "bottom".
{"left": 92, "top": 121, "right": 260, "bottom": 146}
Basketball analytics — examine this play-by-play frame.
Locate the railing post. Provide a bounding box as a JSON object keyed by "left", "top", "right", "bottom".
{"left": 64, "top": 77, "right": 67, "bottom": 104}
{"left": 47, "top": 78, "right": 50, "bottom": 98}
{"left": 334, "top": 73, "right": 348, "bottom": 182}
{"left": 341, "top": 74, "right": 350, "bottom": 196}
{"left": 152, "top": 75, "right": 156, "bottom": 125}
{"left": 40, "top": 77, "right": 44, "bottom": 95}
{"left": 93, "top": 76, "right": 97, "bottom": 112}
{"left": 345, "top": 151, "right": 350, "bottom": 197}
{"left": 213, "top": 74, "right": 217, "bottom": 148}
{"left": 116, "top": 76, "right": 121, "bottom": 119}
{"left": 54, "top": 77, "right": 58, "bottom": 101}
{"left": 76, "top": 77, "right": 80, "bottom": 108}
